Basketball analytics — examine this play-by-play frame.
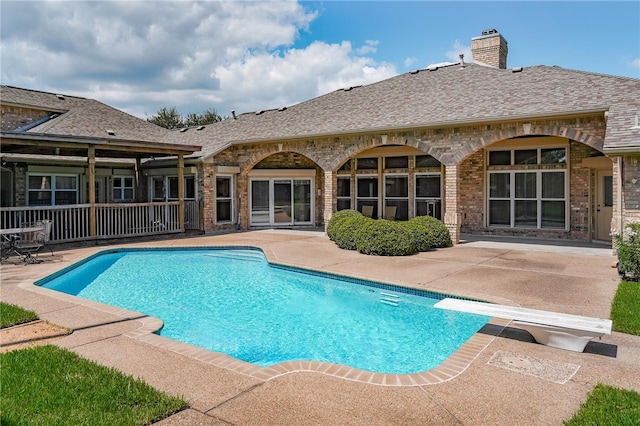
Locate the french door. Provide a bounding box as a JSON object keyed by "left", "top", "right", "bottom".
{"left": 250, "top": 178, "right": 313, "bottom": 226}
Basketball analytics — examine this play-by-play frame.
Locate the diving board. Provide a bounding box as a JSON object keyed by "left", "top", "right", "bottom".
{"left": 434, "top": 298, "right": 612, "bottom": 352}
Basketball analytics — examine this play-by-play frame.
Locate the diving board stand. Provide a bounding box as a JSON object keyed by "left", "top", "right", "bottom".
{"left": 434, "top": 298, "right": 612, "bottom": 352}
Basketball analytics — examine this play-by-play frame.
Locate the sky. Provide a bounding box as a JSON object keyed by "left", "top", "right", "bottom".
{"left": 1, "top": 1, "right": 639, "bottom": 121}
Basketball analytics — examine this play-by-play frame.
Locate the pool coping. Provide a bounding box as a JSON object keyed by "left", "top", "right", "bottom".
{"left": 21, "top": 245, "right": 517, "bottom": 387}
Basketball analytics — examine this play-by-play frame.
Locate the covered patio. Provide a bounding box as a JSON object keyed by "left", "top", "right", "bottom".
{"left": 0, "top": 131, "right": 201, "bottom": 244}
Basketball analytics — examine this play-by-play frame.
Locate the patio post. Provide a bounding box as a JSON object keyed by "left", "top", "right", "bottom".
{"left": 178, "top": 153, "right": 185, "bottom": 229}
{"left": 88, "top": 146, "right": 96, "bottom": 237}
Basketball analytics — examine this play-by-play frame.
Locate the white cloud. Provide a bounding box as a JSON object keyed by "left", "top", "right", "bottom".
{"left": 631, "top": 58, "right": 640, "bottom": 68}
{"left": 404, "top": 57, "right": 417, "bottom": 68}
{"left": 1, "top": 1, "right": 399, "bottom": 118}
{"left": 446, "top": 40, "right": 473, "bottom": 64}
{"left": 214, "top": 41, "right": 397, "bottom": 114}
{"left": 356, "top": 40, "right": 379, "bottom": 55}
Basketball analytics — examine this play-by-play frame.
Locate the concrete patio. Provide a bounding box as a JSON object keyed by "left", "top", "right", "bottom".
{"left": 1, "top": 230, "right": 638, "bottom": 425}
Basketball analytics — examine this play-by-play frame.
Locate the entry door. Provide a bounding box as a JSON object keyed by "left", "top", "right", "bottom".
{"left": 596, "top": 171, "right": 613, "bottom": 241}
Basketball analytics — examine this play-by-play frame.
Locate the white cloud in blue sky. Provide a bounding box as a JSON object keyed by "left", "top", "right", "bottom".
{"left": 1, "top": 1, "right": 638, "bottom": 119}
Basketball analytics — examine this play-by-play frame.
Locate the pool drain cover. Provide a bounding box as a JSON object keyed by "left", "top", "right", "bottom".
{"left": 488, "top": 350, "right": 580, "bottom": 384}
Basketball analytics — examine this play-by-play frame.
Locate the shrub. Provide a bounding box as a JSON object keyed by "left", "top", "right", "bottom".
{"left": 333, "top": 215, "right": 366, "bottom": 250}
{"left": 409, "top": 215, "right": 452, "bottom": 248}
{"left": 356, "top": 219, "right": 417, "bottom": 256}
{"left": 404, "top": 220, "right": 435, "bottom": 252}
{"left": 326, "top": 209, "right": 361, "bottom": 241}
{"left": 614, "top": 223, "right": 640, "bottom": 281}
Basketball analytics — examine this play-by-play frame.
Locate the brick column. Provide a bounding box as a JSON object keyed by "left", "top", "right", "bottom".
{"left": 444, "top": 164, "right": 462, "bottom": 244}
{"left": 323, "top": 170, "right": 335, "bottom": 231}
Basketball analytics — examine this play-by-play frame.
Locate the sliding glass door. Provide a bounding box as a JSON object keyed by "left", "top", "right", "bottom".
{"left": 250, "top": 178, "right": 313, "bottom": 226}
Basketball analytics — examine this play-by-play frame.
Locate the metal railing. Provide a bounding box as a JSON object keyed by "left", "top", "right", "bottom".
{"left": 0, "top": 201, "right": 196, "bottom": 244}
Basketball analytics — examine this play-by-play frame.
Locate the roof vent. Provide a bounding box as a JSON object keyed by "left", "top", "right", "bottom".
{"left": 278, "top": 106, "right": 287, "bottom": 111}
{"left": 106, "top": 129, "right": 115, "bottom": 136}
{"left": 231, "top": 110, "right": 237, "bottom": 119}
{"left": 196, "top": 126, "right": 205, "bottom": 131}
{"left": 427, "top": 65, "right": 439, "bottom": 71}
{"left": 409, "top": 69, "right": 420, "bottom": 75}
{"left": 255, "top": 110, "right": 264, "bottom": 115}
{"left": 56, "top": 94, "right": 65, "bottom": 100}
{"left": 511, "top": 66, "right": 523, "bottom": 73}
{"left": 179, "top": 128, "right": 188, "bottom": 133}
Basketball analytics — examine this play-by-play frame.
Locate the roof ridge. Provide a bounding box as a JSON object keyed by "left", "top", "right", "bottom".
{"left": 1, "top": 85, "right": 89, "bottom": 100}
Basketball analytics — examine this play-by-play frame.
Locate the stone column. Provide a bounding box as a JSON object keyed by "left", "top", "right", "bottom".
{"left": 238, "top": 173, "right": 248, "bottom": 230}
{"left": 443, "top": 164, "right": 462, "bottom": 244}
{"left": 323, "top": 170, "right": 335, "bottom": 230}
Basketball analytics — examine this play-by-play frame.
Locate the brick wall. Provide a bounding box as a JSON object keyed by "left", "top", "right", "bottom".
{"left": 1, "top": 106, "right": 49, "bottom": 131}
{"left": 623, "top": 155, "right": 640, "bottom": 225}
{"left": 205, "top": 114, "right": 609, "bottom": 241}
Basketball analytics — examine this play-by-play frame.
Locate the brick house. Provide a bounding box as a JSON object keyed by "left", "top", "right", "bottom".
{"left": 2, "top": 30, "right": 639, "bottom": 246}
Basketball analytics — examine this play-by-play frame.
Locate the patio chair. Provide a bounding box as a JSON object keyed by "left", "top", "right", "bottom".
{"left": 15, "top": 220, "right": 53, "bottom": 264}
{"left": 384, "top": 205, "right": 397, "bottom": 220}
{"left": 361, "top": 205, "right": 374, "bottom": 218}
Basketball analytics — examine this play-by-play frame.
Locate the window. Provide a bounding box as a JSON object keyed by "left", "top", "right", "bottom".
{"left": 384, "top": 175, "right": 408, "bottom": 220}
{"left": 216, "top": 176, "right": 233, "bottom": 222}
{"left": 337, "top": 176, "right": 351, "bottom": 211}
{"left": 112, "top": 177, "right": 134, "bottom": 201}
{"left": 385, "top": 156, "right": 408, "bottom": 169}
{"left": 415, "top": 174, "right": 442, "bottom": 219}
{"left": 488, "top": 170, "right": 566, "bottom": 229}
{"left": 415, "top": 155, "right": 441, "bottom": 168}
{"left": 168, "top": 176, "right": 195, "bottom": 200}
{"left": 28, "top": 174, "right": 78, "bottom": 206}
{"left": 356, "top": 176, "right": 378, "bottom": 217}
{"left": 489, "top": 148, "right": 566, "bottom": 166}
{"left": 356, "top": 158, "right": 378, "bottom": 170}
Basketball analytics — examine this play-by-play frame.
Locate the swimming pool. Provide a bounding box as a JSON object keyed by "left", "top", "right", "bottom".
{"left": 38, "top": 247, "right": 490, "bottom": 375}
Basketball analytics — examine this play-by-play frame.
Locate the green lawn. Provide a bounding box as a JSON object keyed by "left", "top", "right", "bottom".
{"left": 564, "top": 384, "right": 640, "bottom": 425}
{"left": 0, "top": 301, "right": 38, "bottom": 328}
{"left": 1, "top": 345, "right": 187, "bottom": 426}
{"left": 611, "top": 281, "right": 640, "bottom": 335}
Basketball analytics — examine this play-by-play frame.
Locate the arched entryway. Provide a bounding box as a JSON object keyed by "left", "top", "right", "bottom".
{"left": 246, "top": 151, "right": 323, "bottom": 228}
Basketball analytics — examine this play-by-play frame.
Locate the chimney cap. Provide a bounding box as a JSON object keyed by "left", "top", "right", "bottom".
{"left": 482, "top": 29, "right": 498, "bottom": 36}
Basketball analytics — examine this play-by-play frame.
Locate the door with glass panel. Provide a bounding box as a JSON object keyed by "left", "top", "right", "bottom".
{"left": 250, "top": 178, "right": 313, "bottom": 226}
{"left": 596, "top": 171, "right": 613, "bottom": 241}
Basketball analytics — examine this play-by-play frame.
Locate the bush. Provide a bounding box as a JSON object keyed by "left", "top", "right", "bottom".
{"left": 356, "top": 219, "right": 417, "bottom": 256}
{"left": 333, "top": 215, "right": 366, "bottom": 250}
{"left": 327, "top": 211, "right": 452, "bottom": 256}
{"left": 404, "top": 220, "right": 435, "bottom": 252}
{"left": 326, "top": 209, "right": 362, "bottom": 241}
{"left": 408, "top": 215, "right": 452, "bottom": 248}
{"left": 614, "top": 223, "right": 640, "bottom": 281}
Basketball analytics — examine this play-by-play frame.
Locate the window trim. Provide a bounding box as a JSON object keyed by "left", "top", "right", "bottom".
{"left": 487, "top": 169, "right": 567, "bottom": 230}
{"left": 27, "top": 173, "right": 79, "bottom": 206}
{"left": 215, "top": 175, "right": 234, "bottom": 224}
{"left": 414, "top": 173, "right": 442, "bottom": 219}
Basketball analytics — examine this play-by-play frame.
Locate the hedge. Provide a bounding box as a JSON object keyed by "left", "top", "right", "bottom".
{"left": 325, "top": 209, "right": 452, "bottom": 256}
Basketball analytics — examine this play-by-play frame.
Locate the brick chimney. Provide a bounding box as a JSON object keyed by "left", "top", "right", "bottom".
{"left": 471, "top": 29, "right": 508, "bottom": 69}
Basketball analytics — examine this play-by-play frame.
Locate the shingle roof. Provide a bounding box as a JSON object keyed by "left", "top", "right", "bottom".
{"left": 1, "top": 85, "right": 171, "bottom": 143}
{"left": 166, "top": 63, "right": 640, "bottom": 158}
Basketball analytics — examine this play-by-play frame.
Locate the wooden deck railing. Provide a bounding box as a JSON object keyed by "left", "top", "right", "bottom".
{"left": 0, "top": 201, "right": 199, "bottom": 244}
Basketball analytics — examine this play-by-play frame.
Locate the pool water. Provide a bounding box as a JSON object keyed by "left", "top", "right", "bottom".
{"left": 39, "top": 248, "right": 489, "bottom": 374}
